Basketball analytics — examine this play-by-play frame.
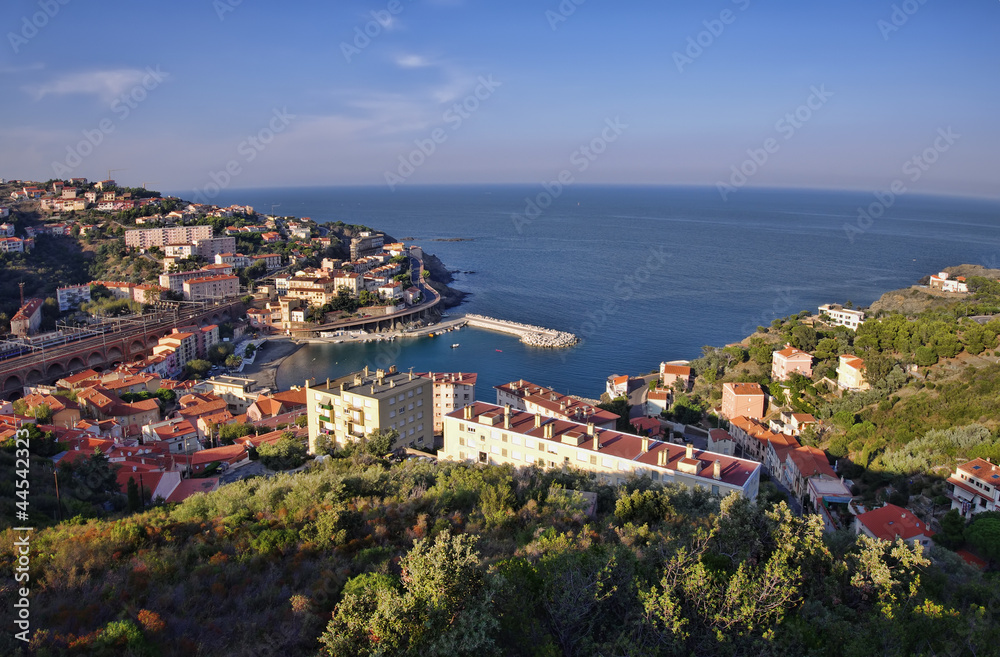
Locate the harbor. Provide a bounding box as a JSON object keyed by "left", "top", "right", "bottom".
{"left": 299, "top": 314, "right": 578, "bottom": 349}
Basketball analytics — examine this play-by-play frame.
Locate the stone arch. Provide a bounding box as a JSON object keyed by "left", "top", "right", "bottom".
{"left": 45, "top": 362, "right": 66, "bottom": 379}
{"left": 129, "top": 339, "right": 145, "bottom": 354}
{"left": 107, "top": 346, "right": 124, "bottom": 361}
{"left": 3, "top": 373, "right": 23, "bottom": 394}
{"left": 211, "top": 313, "right": 222, "bottom": 324}
{"left": 88, "top": 351, "right": 104, "bottom": 367}
{"left": 67, "top": 356, "right": 86, "bottom": 371}
{"left": 25, "top": 368, "right": 44, "bottom": 385}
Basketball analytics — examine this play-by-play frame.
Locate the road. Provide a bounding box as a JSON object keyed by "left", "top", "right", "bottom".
{"left": 290, "top": 247, "right": 440, "bottom": 334}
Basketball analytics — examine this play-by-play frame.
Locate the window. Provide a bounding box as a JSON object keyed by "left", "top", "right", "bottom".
{"left": 458, "top": 437, "right": 465, "bottom": 447}
{"left": 525, "top": 439, "right": 536, "bottom": 449}
{"left": 408, "top": 428, "right": 414, "bottom": 436}
{"left": 417, "top": 399, "right": 423, "bottom": 407}
{"left": 417, "top": 424, "right": 423, "bottom": 432}
{"left": 458, "top": 423, "right": 465, "bottom": 432}
{"left": 417, "top": 411, "right": 423, "bottom": 419}
{"left": 512, "top": 451, "right": 522, "bottom": 461}
{"left": 390, "top": 410, "right": 395, "bottom": 418}
{"left": 502, "top": 448, "right": 508, "bottom": 458}
{"left": 364, "top": 400, "right": 372, "bottom": 408}
{"left": 408, "top": 390, "right": 413, "bottom": 398}
{"left": 491, "top": 430, "right": 500, "bottom": 440}
{"left": 334, "top": 398, "right": 341, "bottom": 406}
{"left": 314, "top": 393, "right": 323, "bottom": 400}
{"left": 512, "top": 435, "right": 522, "bottom": 446}
{"left": 398, "top": 394, "right": 405, "bottom": 402}
{"left": 602, "top": 457, "right": 613, "bottom": 468}
{"left": 577, "top": 451, "right": 588, "bottom": 462}
{"left": 416, "top": 386, "right": 423, "bottom": 394}
{"left": 491, "top": 445, "right": 500, "bottom": 455}
{"left": 711, "top": 485, "right": 720, "bottom": 496}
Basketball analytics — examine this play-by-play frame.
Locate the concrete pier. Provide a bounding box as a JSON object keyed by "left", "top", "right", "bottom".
{"left": 464, "top": 314, "right": 578, "bottom": 348}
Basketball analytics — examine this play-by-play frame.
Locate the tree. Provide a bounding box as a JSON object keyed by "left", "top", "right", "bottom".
{"left": 364, "top": 428, "right": 399, "bottom": 456}
{"left": 184, "top": 359, "right": 212, "bottom": 378}
{"left": 965, "top": 517, "right": 1000, "bottom": 564}
{"left": 154, "top": 387, "right": 176, "bottom": 404}
{"left": 937, "top": 509, "right": 966, "bottom": 549}
{"left": 791, "top": 325, "right": 818, "bottom": 352}
{"left": 127, "top": 476, "right": 141, "bottom": 513}
{"left": 319, "top": 530, "right": 499, "bottom": 656}
{"left": 915, "top": 346, "right": 938, "bottom": 367}
{"left": 597, "top": 396, "right": 631, "bottom": 432}
{"left": 224, "top": 354, "right": 242, "bottom": 369}
{"left": 258, "top": 436, "right": 307, "bottom": 470}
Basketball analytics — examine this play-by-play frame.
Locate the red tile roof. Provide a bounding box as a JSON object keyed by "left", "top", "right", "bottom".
{"left": 856, "top": 504, "right": 934, "bottom": 542}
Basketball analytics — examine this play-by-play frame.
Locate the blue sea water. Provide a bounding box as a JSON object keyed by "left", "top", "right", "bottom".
{"left": 175, "top": 185, "right": 1000, "bottom": 398}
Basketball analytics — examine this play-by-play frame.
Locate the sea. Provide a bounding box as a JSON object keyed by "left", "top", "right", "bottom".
{"left": 169, "top": 185, "right": 1000, "bottom": 399}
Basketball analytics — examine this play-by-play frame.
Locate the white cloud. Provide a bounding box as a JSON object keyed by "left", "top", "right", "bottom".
{"left": 25, "top": 68, "right": 159, "bottom": 103}
{"left": 395, "top": 54, "right": 432, "bottom": 69}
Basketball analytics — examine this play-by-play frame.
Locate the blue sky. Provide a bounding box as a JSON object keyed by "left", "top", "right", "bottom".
{"left": 1, "top": 0, "right": 998, "bottom": 197}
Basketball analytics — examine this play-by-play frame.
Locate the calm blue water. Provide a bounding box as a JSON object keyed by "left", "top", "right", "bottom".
{"left": 169, "top": 185, "right": 1000, "bottom": 397}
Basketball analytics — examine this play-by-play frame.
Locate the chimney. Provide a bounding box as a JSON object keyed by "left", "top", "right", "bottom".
{"left": 503, "top": 404, "right": 511, "bottom": 429}
{"left": 642, "top": 437, "right": 649, "bottom": 453}
{"left": 713, "top": 460, "right": 721, "bottom": 481}
{"left": 657, "top": 450, "right": 665, "bottom": 467}
{"left": 389, "top": 365, "right": 396, "bottom": 374}
{"left": 408, "top": 371, "right": 413, "bottom": 381}
{"left": 544, "top": 423, "right": 554, "bottom": 439}
{"left": 593, "top": 434, "right": 600, "bottom": 450}
{"left": 534, "top": 414, "right": 542, "bottom": 428}
{"left": 325, "top": 378, "right": 330, "bottom": 389}
{"left": 364, "top": 365, "right": 369, "bottom": 376}
{"left": 587, "top": 422, "right": 595, "bottom": 436}
{"left": 463, "top": 405, "right": 473, "bottom": 420}
{"left": 686, "top": 443, "right": 694, "bottom": 460}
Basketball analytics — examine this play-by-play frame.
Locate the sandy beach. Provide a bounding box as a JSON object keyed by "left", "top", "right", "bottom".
{"left": 240, "top": 338, "right": 305, "bottom": 391}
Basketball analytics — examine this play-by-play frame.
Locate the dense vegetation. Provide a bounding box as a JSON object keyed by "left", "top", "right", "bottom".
{"left": 1, "top": 454, "right": 997, "bottom": 657}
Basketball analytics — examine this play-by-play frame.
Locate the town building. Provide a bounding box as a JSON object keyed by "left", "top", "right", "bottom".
{"left": 947, "top": 458, "right": 1000, "bottom": 518}
{"left": 182, "top": 274, "right": 239, "bottom": 301}
{"left": 158, "top": 265, "right": 234, "bottom": 295}
{"left": 496, "top": 379, "right": 619, "bottom": 430}
{"left": 708, "top": 428, "right": 736, "bottom": 456}
{"left": 441, "top": 402, "right": 761, "bottom": 499}
{"left": 306, "top": 366, "right": 432, "bottom": 453}
{"left": 771, "top": 345, "right": 814, "bottom": 381}
{"left": 253, "top": 253, "right": 283, "bottom": 270}
{"left": 125, "top": 225, "right": 213, "bottom": 250}
{"left": 192, "top": 236, "right": 237, "bottom": 259}
{"left": 818, "top": 304, "right": 866, "bottom": 330}
{"left": 416, "top": 371, "right": 478, "bottom": 433}
{"left": 646, "top": 388, "right": 671, "bottom": 417}
{"left": 854, "top": 504, "right": 934, "bottom": 548}
{"left": 837, "top": 355, "right": 869, "bottom": 391}
{"left": 11, "top": 298, "right": 44, "bottom": 337}
{"left": 142, "top": 417, "right": 202, "bottom": 454}
{"left": 57, "top": 284, "right": 92, "bottom": 312}
{"left": 720, "top": 382, "right": 766, "bottom": 420}
{"left": 350, "top": 231, "right": 385, "bottom": 259}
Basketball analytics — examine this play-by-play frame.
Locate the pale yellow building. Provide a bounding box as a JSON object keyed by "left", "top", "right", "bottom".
{"left": 837, "top": 355, "right": 870, "bottom": 391}
{"left": 306, "top": 366, "right": 432, "bottom": 453}
{"left": 441, "top": 402, "right": 760, "bottom": 499}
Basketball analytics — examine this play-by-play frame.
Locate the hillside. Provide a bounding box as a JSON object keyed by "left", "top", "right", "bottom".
{"left": 1, "top": 453, "right": 997, "bottom": 657}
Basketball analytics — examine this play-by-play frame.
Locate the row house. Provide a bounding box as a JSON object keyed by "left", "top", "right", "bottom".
{"left": 215, "top": 252, "right": 251, "bottom": 268}
{"left": 768, "top": 411, "right": 818, "bottom": 437}
{"left": 442, "top": 402, "right": 761, "bottom": 499}
{"left": 158, "top": 264, "right": 234, "bottom": 294}
{"left": 496, "top": 379, "right": 619, "bottom": 430}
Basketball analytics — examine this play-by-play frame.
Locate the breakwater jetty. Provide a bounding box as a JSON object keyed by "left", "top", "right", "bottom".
{"left": 464, "top": 314, "right": 578, "bottom": 348}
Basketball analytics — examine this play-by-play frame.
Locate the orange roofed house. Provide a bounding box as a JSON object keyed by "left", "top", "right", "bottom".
{"left": 837, "top": 355, "right": 870, "bottom": 391}
{"left": 721, "top": 382, "right": 766, "bottom": 420}
{"left": 855, "top": 503, "right": 934, "bottom": 549}
{"left": 659, "top": 363, "right": 694, "bottom": 391}
{"left": 771, "top": 346, "right": 814, "bottom": 381}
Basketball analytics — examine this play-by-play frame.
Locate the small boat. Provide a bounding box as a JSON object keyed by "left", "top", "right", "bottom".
{"left": 451, "top": 343, "right": 460, "bottom": 348}
{"left": 429, "top": 332, "right": 435, "bottom": 337}
{"left": 495, "top": 349, "right": 503, "bottom": 353}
